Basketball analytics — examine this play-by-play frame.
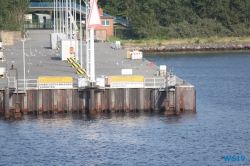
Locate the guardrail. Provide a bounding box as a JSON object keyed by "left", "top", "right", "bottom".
{"left": 8, "top": 77, "right": 16, "bottom": 89}
{"left": 168, "top": 75, "right": 176, "bottom": 86}
{"left": 19, "top": 79, "right": 39, "bottom": 90}
{"left": 30, "top": 2, "right": 87, "bottom": 13}
{"left": 144, "top": 75, "right": 177, "bottom": 89}
{"left": 7, "top": 76, "right": 176, "bottom": 90}
{"left": 144, "top": 77, "right": 166, "bottom": 89}
{"left": 8, "top": 77, "right": 38, "bottom": 90}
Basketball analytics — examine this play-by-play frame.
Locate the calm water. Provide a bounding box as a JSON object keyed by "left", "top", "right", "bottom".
{"left": 1, "top": 51, "right": 250, "bottom": 166}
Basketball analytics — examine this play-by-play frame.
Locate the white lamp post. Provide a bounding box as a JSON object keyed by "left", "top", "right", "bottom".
{"left": 80, "top": 0, "right": 82, "bottom": 68}
{"left": 21, "top": 38, "right": 26, "bottom": 91}
{"left": 54, "top": 0, "right": 56, "bottom": 33}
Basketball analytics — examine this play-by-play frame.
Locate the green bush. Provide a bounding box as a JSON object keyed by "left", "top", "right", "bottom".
{"left": 195, "top": 39, "right": 200, "bottom": 44}
{"left": 167, "top": 19, "right": 234, "bottom": 39}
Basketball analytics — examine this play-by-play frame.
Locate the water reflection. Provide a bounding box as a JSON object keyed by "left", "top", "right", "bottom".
{"left": 1, "top": 111, "right": 197, "bottom": 127}
{"left": 1, "top": 51, "right": 250, "bottom": 165}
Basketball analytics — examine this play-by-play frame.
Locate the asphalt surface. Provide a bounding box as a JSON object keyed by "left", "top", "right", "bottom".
{"left": 0, "top": 30, "right": 160, "bottom": 89}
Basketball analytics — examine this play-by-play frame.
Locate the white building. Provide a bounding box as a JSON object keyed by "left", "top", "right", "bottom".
{"left": 35, "top": 13, "right": 51, "bottom": 23}
{"left": 25, "top": 14, "right": 32, "bottom": 23}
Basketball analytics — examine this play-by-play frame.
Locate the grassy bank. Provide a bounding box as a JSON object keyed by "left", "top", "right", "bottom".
{"left": 108, "top": 36, "right": 250, "bottom": 47}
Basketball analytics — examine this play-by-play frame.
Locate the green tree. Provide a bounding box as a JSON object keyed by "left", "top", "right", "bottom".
{"left": 0, "top": 0, "right": 29, "bottom": 30}
{"left": 27, "top": 0, "right": 250, "bottom": 39}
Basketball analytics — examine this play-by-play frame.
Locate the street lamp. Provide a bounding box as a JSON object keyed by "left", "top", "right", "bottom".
{"left": 10, "top": 62, "right": 19, "bottom": 104}
{"left": 21, "top": 38, "right": 26, "bottom": 91}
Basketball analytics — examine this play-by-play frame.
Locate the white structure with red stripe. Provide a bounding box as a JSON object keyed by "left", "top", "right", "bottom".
{"left": 86, "top": 0, "right": 102, "bottom": 84}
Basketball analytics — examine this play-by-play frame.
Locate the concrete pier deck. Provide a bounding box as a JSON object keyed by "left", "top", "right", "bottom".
{"left": 0, "top": 30, "right": 160, "bottom": 89}
{"left": 0, "top": 30, "right": 196, "bottom": 116}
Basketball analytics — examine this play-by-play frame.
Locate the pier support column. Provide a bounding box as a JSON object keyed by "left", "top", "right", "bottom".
{"left": 175, "top": 84, "right": 181, "bottom": 115}
{"left": 110, "top": 89, "right": 116, "bottom": 113}
{"left": 139, "top": 89, "right": 144, "bottom": 111}
{"left": 23, "top": 93, "right": 28, "bottom": 114}
{"left": 165, "top": 76, "right": 169, "bottom": 111}
{"left": 164, "top": 89, "right": 171, "bottom": 115}
{"left": 193, "top": 89, "right": 196, "bottom": 112}
{"left": 38, "top": 90, "right": 43, "bottom": 114}
{"left": 124, "top": 88, "right": 130, "bottom": 112}
{"left": 89, "top": 89, "right": 96, "bottom": 114}
{"left": 4, "top": 87, "right": 10, "bottom": 118}
{"left": 14, "top": 103, "right": 21, "bottom": 118}
{"left": 150, "top": 90, "right": 154, "bottom": 111}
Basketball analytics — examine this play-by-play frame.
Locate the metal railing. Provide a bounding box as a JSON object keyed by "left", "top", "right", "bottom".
{"left": 168, "top": 75, "right": 176, "bottom": 86}
{"left": 8, "top": 77, "right": 38, "bottom": 90}
{"left": 29, "top": 2, "right": 128, "bottom": 27}
{"left": 144, "top": 77, "right": 166, "bottom": 89}
{"left": 19, "top": 79, "right": 39, "bottom": 90}
{"left": 30, "top": 2, "right": 87, "bottom": 13}
{"left": 144, "top": 75, "right": 177, "bottom": 89}
{"left": 8, "top": 77, "right": 16, "bottom": 89}
{"left": 7, "top": 76, "right": 176, "bottom": 90}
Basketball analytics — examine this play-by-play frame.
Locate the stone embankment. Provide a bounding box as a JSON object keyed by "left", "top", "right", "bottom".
{"left": 127, "top": 42, "right": 250, "bottom": 52}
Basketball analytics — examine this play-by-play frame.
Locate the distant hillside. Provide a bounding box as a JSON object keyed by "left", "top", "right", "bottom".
{"left": 4, "top": 0, "right": 249, "bottom": 39}
{"left": 98, "top": 0, "right": 250, "bottom": 39}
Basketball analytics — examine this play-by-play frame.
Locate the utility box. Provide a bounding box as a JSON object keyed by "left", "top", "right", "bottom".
{"left": 111, "top": 41, "right": 121, "bottom": 49}
{"left": 60, "top": 39, "right": 78, "bottom": 61}
{"left": 160, "top": 65, "right": 166, "bottom": 71}
{"left": 0, "top": 67, "right": 6, "bottom": 76}
{"left": 126, "top": 51, "right": 131, "bottom": 58}
{"left": 121, "top": 69, "right": 132, "bottom": 75}
{"left": 78, "top": 78, "right": 88, "bottom": 88}
{"left": 167, "top": 75, "right": 176, "bottom": 86}
{"left": 50, "top": 33, "right": 67, "bottom": 49}
{"left": 96, "top": 77, "right": 105, "bottom": 88}
{"left": 105, "top": 77, "right": 110, "bottom": 86}
{"left": 156, "top": 65, "right": 168, "bottom": 76}
{"left": 159, "top": 65, "right": 167, "bottom": 76}
{"left": 130, "top": 51, "right": 143, "bottom": 60}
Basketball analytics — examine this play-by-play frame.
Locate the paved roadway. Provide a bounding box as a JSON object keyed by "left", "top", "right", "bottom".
{"left": 0, "top": 30, "right": 160, "bottom": 89}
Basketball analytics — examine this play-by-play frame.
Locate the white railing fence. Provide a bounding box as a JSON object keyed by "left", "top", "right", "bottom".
{"left": 144, "top": 75, "right": 176, "bottom": 89}
{"left": 8, "top": 77, "right": 38, "bottom": 90}
{"left": 144, "top": 77, "right": 166, "bottom": 89}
